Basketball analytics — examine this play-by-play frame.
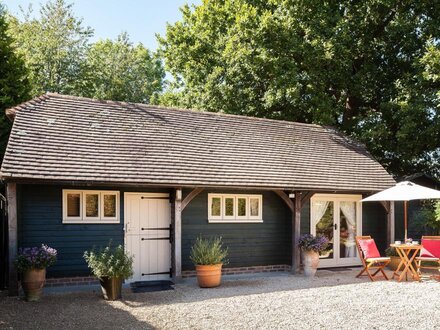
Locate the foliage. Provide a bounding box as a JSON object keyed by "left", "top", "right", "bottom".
{"left": 7, "top": 0, "right": 93, "bottom": 96}
{"left": 189, "top": 236, "right": 229, "bottom": 266}
{"left": 83, "top": 32, "right": 165, "bottom": 103}
{"left": 15, "top": 244, "right": 57, "bottom": 272}
{"left": 385, "top": 247, "right": 399, "bottom": 257}
{"left": 0, "top": 4, "right": 30, "bottom": 163}
{"left": 298, "top": 234, "right": 329, "bottom": 254}
{"left": 411, "top": 200, "right": 440, "bottom": 235}
{"left": 83, "top": 243, "right": 133, "bottom": 279}
{"left": 159, "top": 0, "right": 440, "bottom": 177}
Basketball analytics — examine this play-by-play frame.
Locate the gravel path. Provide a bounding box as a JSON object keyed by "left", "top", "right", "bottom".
{"left": 1, "top": 269, "right": 439, "bottom": 329}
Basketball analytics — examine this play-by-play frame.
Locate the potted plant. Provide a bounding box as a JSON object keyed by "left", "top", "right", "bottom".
{"left": 190, "top": 236, "right": 228, "bottom": 288}
{"left": 298, "top": 234, "right": 329, "bottom": 277}
{"left": 15, "top": 244, "right": 57, "bottom": 301}
{"left": 84, "top": 243, "right": 133, "bottom": 300}
{"left": 385, "top": 247, "right": 401, "bottom": 271}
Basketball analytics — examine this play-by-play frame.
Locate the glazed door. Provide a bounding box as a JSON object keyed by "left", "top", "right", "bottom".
{"left": 310, "top": 195, "right": 362, "bottom": 267}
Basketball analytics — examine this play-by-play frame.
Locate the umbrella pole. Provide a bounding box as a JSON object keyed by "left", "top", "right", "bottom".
{"left": 404, "top": 200, "right": 408, "bottom": 241}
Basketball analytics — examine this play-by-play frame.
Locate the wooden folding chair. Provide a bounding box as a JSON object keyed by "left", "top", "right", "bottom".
{"left": 355, "top": 236, "right": 390, "bottom": 281}
{"left": 416, "top": 236, "right": 440, "bottom": 275}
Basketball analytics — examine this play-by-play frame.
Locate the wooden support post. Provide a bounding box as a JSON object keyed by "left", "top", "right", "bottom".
{"left": 7, "top": 183, "right": 18, "bottom": 296}
{"left": 292, "top": 191, "right": 302, "bottom": 274}
{"left": 387, "top": 201, "right": 395, "bottom": 244}
{"left": 173, "top": 188, "right": 182, "bottom": 281}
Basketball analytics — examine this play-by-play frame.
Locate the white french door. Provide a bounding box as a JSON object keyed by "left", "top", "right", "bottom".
{"left": 310, "top": 194, "right": 362, "bottom": 267}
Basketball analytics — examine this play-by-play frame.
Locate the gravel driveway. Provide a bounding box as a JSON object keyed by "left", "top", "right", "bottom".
{"left": 1, "top": 269, "right": 439, "bottom": 329}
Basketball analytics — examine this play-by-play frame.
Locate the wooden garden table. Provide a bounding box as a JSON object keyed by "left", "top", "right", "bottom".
{"left": 390, "top": 244, "right": 422, "bottom": 282}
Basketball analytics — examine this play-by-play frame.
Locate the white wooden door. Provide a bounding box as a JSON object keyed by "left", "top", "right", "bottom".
{"left": 125, "top": 193, "right": 171, "bottom": 282}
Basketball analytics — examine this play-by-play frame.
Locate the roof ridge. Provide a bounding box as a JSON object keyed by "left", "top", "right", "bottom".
{"left": 44, "top": 92, "right": 326, "bottom": 129}
{"left": 5, "top": 94, "right": 51, "bottom": 120}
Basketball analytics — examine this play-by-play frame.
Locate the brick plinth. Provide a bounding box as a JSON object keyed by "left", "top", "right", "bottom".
{"left": 182, "top": 264, "right": 291, "bottom": 278}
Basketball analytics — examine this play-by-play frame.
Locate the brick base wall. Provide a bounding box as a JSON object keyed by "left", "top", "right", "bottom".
{"left": 182, "top": 264, "right": 291, "bottom": 278}
{"left": 43, "top": 264, "right": 291, "bottom": 286}
{"left": 45, "top": 276, "right": 99, "bottom": 287}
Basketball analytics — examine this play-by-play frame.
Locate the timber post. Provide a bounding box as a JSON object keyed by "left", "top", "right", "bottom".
{"left": 292, "top": 191, "right": 302, "bottom": 274}
{"left": 173, "top": 188, "right": 182, "bottom": 281}
{"left": 7, "top": 182, "right": 18, "bottom": 296}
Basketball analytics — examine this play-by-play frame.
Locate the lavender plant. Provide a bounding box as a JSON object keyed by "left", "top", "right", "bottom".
{"left": 298, "top": 234, "right": 329, "bottom": 254}
{"left": 15, "top": 244, "right": 57, "bottom": 272}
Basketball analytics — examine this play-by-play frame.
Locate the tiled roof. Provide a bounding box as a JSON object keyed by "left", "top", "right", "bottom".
{"left": 1, "top": 93, "right": 395, "bottom": 191}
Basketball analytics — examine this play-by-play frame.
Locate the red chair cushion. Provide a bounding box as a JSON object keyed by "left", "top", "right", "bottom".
{"left": 421, "top": 239, "right": 440, "bottom": 258}
{"left": 358, "top": 239, "right": 381, "bottom": 259}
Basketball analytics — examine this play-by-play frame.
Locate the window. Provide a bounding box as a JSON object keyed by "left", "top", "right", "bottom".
{"left": 208, "top": 194, "right": 262, "bottom": 223}
{"left": 63, "top": 190, "right": 120, "bottom": 223}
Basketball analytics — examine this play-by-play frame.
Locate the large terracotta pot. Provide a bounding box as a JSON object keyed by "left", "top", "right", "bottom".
{"left": 195, "top": 264, "right": 222, "bottom": 288}
{"left": 387, "top": 256, "right": 402, "bottom": 271}
{"left": 21, "top": 268, "right": 46, "bottom": 301}
{"left": 302, "top": 250, "right": 320, "bottom": 277}
{"left": 99, "top": 277, "right": 123, "bottom": 300}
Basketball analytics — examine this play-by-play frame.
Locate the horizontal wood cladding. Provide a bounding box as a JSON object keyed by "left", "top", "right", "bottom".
{"left": 18, "top": 184, "right": 169, "bottom": 277}
{"left": 181, "top": 189, "right": 292, "bottom": 270}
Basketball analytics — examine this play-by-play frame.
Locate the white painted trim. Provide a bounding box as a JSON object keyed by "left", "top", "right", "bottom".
{"left": 223, "top": 194, "right": 236, "bottom": 220}
{"left": 208, "top": 194, "right": 223, "bottom": 220}
{"left": 208, "top": 193, "right": 263, "bottom": 222}
{"left": 62, "top": 190, "right": 82, "bottom": 221}
{"left": 208, "top": 219, "right": 264, "bottom": 224}
{"left": 101, "top": 191, "right": 120, "bottom": 221}
{"left": 62, "top": 189, "right": 120, "bottom": 224}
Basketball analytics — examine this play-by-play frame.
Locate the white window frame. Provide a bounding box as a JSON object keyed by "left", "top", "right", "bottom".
{"left": 208, "top": 194, "right": 223, "bottom": 220}
{"left": 63, "top": 190, "right": 120, "bottom": 224}
{"left": 208, "top": 193, "right": 263, "bottom": 223}
{"left": 83, "top": 190, "right": 101, "bottom": 221}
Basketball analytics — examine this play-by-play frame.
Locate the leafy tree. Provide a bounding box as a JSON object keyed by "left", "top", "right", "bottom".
{"left": 84, "top": 32, "right": 165, "bottom": 103}
{"left": 8, "top": 0, "right": 93, "bottom": 96}
{"left": 159, "top": 0, "right": 440, "bottom": 177}
{"left": 0, "top": 3, "right": 30, "bottom": 163}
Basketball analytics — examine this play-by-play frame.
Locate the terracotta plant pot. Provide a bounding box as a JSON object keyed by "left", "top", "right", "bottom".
{"left": 21, "top": 268, "right": 46, "bottom": 302}
{"left": 387, "top": 256, "right": 402, "bottom": 271}
{"left": 195, "top": 264, "right": 222, "bottom": 288}
{"left": 302, "top": 250, "right": 320, "bottom": 277}
{"left": 99, "top": 277, "right": 123, "bottom": 300}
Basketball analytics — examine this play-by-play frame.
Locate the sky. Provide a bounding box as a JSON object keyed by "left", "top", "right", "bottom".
{"left": 3, "top": 0, "right": 200, "bottom": 50}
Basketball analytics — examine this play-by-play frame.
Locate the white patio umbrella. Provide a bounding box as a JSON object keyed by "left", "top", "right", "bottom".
{"left": 361, "top": 181, "right": 440, "bottom": 241}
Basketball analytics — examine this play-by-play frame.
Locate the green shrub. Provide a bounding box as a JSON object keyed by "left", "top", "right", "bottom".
{"left": 190, "top": 236, "right": 229, "bottom": 266}
{"left": 84, "top": 242, "right": 133, "bottom": 279}
{"left": 385, "top": 247, "right": 399, "bottom": 257}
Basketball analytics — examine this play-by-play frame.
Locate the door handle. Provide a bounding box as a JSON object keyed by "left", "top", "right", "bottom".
{"left": 334, "top": 223, "right": 338, "bottom": 230}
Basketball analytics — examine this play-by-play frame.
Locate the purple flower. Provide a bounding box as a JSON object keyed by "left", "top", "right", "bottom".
{"left": 298, "top": 234, "right": 329, "bottom": 254}
{"left": 15, "top": 244, "right": 58, "bottom": 272}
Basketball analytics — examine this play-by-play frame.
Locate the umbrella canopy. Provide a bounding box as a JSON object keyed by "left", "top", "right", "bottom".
{"left": 362, "top": 181, "right": 440, "bottom": 202}
{"left": 361, "top": 181, "right": 440, "bottom": 241}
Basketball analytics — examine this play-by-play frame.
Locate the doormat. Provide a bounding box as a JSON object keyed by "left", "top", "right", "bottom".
{"left": 324, "top": 267, "right": 356, "bottom": 272}
{"left": 130, "top": 280, "right": 174, "bottom": 293}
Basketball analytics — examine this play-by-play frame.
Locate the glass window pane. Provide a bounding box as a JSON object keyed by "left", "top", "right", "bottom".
{"left": 237, "top": 198, "right": 246, "bottom": 217}
{"left": 67, "top": 193, "right": 81, "bottom": 217}
{"left": 250, "top": 198, "right": 259, "bottom": 217}
{"left": 211, "top": 197, "right": 221, "bottom": 217}
{"left": 225, "top": 198, "right": 234, "bottom": 216}
{"left": 86, "top": 194, "right": 99, "bottom": 217}
{"left": 103, "top": 194, "right": 116, "bottom": 217}
{"left": 314, "top": 201, "right": 334, "bottom": 260}
{"left": 340, "top": 201, "right": 357, "bottom": 258}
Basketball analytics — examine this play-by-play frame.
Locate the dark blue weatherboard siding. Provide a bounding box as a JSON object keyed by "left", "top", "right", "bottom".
{"left": 18, "top": 184, "right": 169, "bottom": 277}
{"left": 181, "top": 190, "right": 292, "bottom": 271}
